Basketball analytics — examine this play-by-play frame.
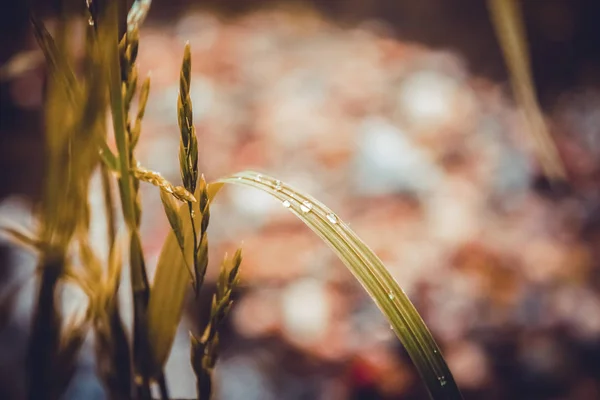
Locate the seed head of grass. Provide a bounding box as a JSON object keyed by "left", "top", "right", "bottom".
{"left": 191, "top": 250, "right": 242, "bottom": 399}
{"left": 177, "top": 42, "right": 199, "bottom": 195}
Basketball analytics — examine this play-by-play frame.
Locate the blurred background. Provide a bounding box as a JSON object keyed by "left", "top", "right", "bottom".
{"left": 2, "top": 0, "right": 600, "bottom": 399}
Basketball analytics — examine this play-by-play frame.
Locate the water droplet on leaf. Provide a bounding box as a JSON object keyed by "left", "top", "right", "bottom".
{"left": 300, "top": 201, "right": 313, "bottom": 213}
{"left": 282, "top": 200, "right": 291, "bottom": 208}
{"left": 326, "top": 213, "right": 337, "bottom": 224}
{"left": 254, "top": 174, "right": 262, "bottom": 182}
{"left": 274, "top": 180, "right": 282, "bottom": 191}
{"left": 438, "top": 376, "right": 447, "bottom": 387}
{"left": 388, "top": 291, "right": 395, "bottom": 300}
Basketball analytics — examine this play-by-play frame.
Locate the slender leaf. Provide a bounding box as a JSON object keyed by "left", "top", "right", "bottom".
{"left": 148, "top": 170, "right": 462, "bottom": 399}
{"left": 488, "top": 0, "right": 565, "bottom": 181}
{"left": 147, "top": 188, "right": 200, "bottom": 371}
{"left": 208, "top": 171, "right": 462, "bottom": 399}
{"left": 159, "top": 189, "right": 186, "bottom": 258}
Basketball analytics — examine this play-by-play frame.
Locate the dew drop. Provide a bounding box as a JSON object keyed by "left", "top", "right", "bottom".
{"left": 254, "top": 174, "right": 262, "bottom": 182}
{"left": 387, "top": 291, "right": 395, "bottom": 300}
{"left": 274, "top": 180, "right": 282, "bottom": 191}
{"left": 300, "top": 201, "right": 313, "bottom": 213}
{"left": 282, "top": 200, "right": 291, "bottom": 208}
{"left": 326, "top": 213, "right": 337, "bottom": 224}
{"left": 88, "top": 17, "right": 94, "bottom": 26}
{"left": 438, "top": 376, "right": 447, "bottom": 387}
{"left": 236, "top": 176, "right": 243, "bottom": 180}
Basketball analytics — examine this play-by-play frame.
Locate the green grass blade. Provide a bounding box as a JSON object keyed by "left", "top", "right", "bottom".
{"left": 210, "top": 171, "right": 463, "bottom": 400}
{"left": 149, "top": 169, "right": 462, "bottom": 399}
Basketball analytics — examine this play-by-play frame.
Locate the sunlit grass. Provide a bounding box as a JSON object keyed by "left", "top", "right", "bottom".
{"left": 2, "top": 0, "right": 557, "bottom": 398}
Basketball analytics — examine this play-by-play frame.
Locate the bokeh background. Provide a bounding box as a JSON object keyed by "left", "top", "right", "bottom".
{"left": 2, "top": 0, "right": 600, "bottom": 399}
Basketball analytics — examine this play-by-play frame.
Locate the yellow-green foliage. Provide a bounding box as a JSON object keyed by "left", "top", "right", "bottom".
{"left": 18, "top": 0, "right": 577, "bottom": 399}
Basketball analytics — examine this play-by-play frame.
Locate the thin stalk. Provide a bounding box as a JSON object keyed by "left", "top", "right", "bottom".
{"left": 487, "top": 0, "right": 566, "bottom": 181}
{"left": 102, "top": 0, "right": 151, "bottom": 395}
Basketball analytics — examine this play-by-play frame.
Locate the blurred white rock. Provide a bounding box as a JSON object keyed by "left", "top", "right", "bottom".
{"left": 354, "top": 116, "right": 442, "bottom": 196}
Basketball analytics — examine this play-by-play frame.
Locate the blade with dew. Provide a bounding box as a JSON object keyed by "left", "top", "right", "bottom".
{"left": 148, "top": 170, "right": 462, "bottom": 399}
{"left": 210, "top": 171, "right": 463, "bottom": 400}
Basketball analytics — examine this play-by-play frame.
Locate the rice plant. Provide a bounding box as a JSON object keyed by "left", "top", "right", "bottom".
{"left": 8, "top": 0, "right": 552, "bottom": 398}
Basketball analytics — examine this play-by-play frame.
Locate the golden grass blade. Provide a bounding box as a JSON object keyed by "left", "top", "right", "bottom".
{"left": 487, "top": 0, "right": 566, "bottom": 181}
{"left": 210, "top": 171, "right": 462, "bottom": 399}
{"left": 159, "top": 189, "right": 186, "bottom": 257}
{"left": 149, "top": 170, "right": 462, "bottom": 399}
{"left": 147, "top": 191, "right": 200, "bottom": 372}
{"left": 148, "top": 178, "right": 210, "bottom": 369}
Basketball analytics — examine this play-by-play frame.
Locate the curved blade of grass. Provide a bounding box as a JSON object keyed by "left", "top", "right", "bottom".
{"left": 213, "top": 172, "right": 461, "bottom": 399}
{"left": 148, "top": 170, "right": 462, "bottom": 399}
